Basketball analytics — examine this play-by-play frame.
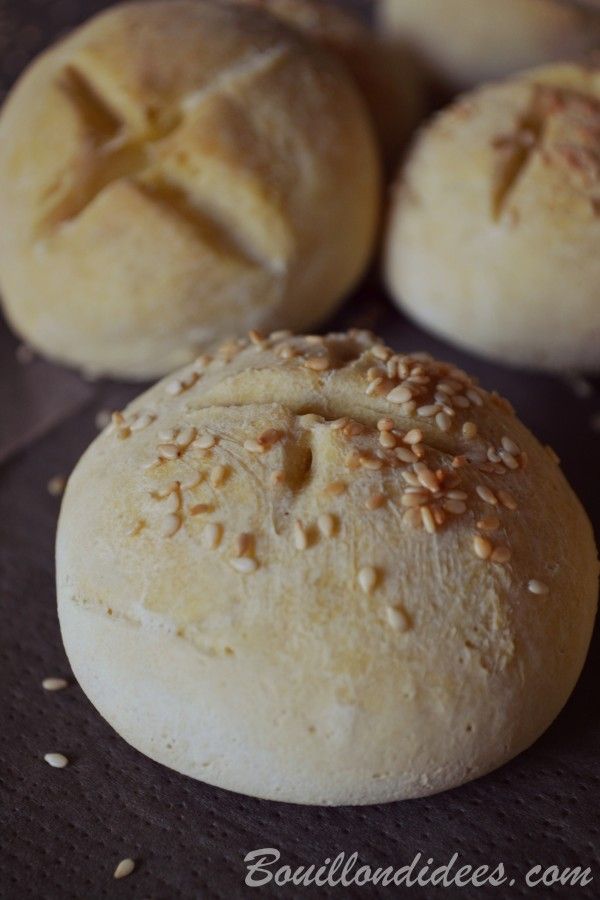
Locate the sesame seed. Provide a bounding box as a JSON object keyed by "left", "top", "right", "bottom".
{"left": 44, "top": 753, "right": 68, "bottom": 768}
{"left": 462, "top": 421, "right": 477, "bottom": 439}
{"left": 210, "top": 465, "right": 228, "bottom": 488}
{"left": 476, "top": 485, "right": 498, "bottom": 505}
{"left": 42, "top": 678, "right": 68, "bottom": 691}
{"left": 159, "top": 428, "right": 177, "bottom": 442}
{"left": 387, "top": 384, "right": 413, "bottom": 404}
{"left": 230, "top": 557, "right": 258, "bottom": 573}
{"left": 244, "top": 439, "right": 265, "bottom": 454}
{"left": 528, "top": 579, "right": 549, "bottom": 595}
{"left": 317, "top": 513, "right": 336, "bottom": 537}
{"left": 377, "top": 418, "right": 394, "bottom": 432}
{"left": 195, "top": 434, "right": 217, "bottom": 450}
{"left": 417, "top": 404, "right": 440, "bottom": 417}
{"left": 420, "top": 506, "right": 436, "bottom": 534}
{"left": 130, "top": 412, "right": 155, "bottom": 432}
{"left": 473, "top": 535, "right": 492, "bottom": 559}
{"left": 501, "top": 436, "right": 520, "bottom": 455}
{"left": 372, "top": 344, "right": 390, "bottom": 361}
{"left": 435, "top": 412, "right": 452, "bottom": 432}
{"left": 498, "top": 489, "right": 518, "bottom": 510}
{"left": 453, "top": 395, "right": 470, "bottom": 408}
{"left": 176, "top": 426, "right": 197, "bottom": 449}
{"left": 202, "top": 522, "right": 222, "bottom": 550}
{"left": 491, "top": 546, "right": 511, "bottom": 563}
{"left": 359, "top": 456, "right": 383, "bottom": 471}
{"left": 446, "top": 490, "right": 467, "bottom": 500}
{"left": 47, "top": 475, "right": 66, "bottom": 497}
{"left": 344, "top": 420, "right": 364, "bottom": 436}
{"left": 415, "top": 464, "right": 439, "bottom": 493}
{"left": 166, "top": 379, "right": 184, "bottom": 396}
{"left": 403, "top": 429, "right": 423, "bottom": 445}
{"left": 358, "top": 566, "right": 377, "bottom": 594}
{"left": 467, "top": 388, "right": 484, "bottom": 406}
{"left": 443, "top": 499, "right": 467, "bottom": 515}
{"left": 113, "top": 859, "right": 135, "bottom": 880}
{"left": 477, "top": 515, "right": 500, "bottom": 531}
{"left": 236, "top": 532, "right": 253, "bottom": 557}
{"left": 379, "top": 431, "right": 396, "bottom": 449}
{"left": 181, "top": 471, "right": 204, "bottom": 490}
{"left": 366, "top": 493, "right": 386, "bottom": 510}
{"left": 395, "top": 447, "right": 418, "bottom": 464}
{"left": 385, "top": 605, "right": 410, "bottom": 632}
{"left": 158, "top": 443, "right": 179, "bottom": 460}
{"left": 190, "top": 503, "right": 213, "bottom": 515}
{"left": 305, "top": 334, "right": 324, "bottom": 345}
{"left": 293, "top": 520, "right": 308, "bottom": 550}
{"left": 498, "top": 449, "right": 519, "bottom": 470}
{"left": 324, "top": 481, "right": 346, "bottom": 496}
{"left": 305, "top": 355, "right": 330, "bottom": 371}
{"left": 162, "top": 513, "right": 181, "bottom": 538}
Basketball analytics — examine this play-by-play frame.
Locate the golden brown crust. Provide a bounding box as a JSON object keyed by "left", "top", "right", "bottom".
{"left": 57, "top": 329, "right": 598, "bottom": 803}
{"left": 0, "top": 1, "right": 380, "bottom": 379}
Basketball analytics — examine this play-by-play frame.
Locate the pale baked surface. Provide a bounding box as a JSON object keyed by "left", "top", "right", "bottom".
{"left": 0, "top": 0, "right": 380, "bottom": 379}
{"left": 56, "top": 329, "right": 598, "bottom": 804}
{"left": 377, "top": 0, "right": 600, "bottom": 89}
{"left": 238, "top": 0, "right": 425, "bottom": 165}
{"left": 385, "top": 62, "right": 600, "bottom": 372}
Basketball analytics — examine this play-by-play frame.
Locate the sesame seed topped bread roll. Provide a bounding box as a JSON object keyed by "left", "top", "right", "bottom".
{"left": 56, "top": 329, "right": 598, "bottom": 805}
{"left": 236, "top": 0, "right": 425, "bottom": 166}
{"left": 385, "top": 61, "right": 600, "bottom": 372}
{"left": 376, "top": 0, "right": 600, "bottom": 91}
{"left": 0, "top": 0, "right": 380, "bottom": 380}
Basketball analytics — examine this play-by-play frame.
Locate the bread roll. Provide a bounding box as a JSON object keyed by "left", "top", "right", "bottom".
{"left": 0, "top": 0, "right": 380, "bottom": 380}
{"left": 237, "top": 0, "right": 425, "bottom": 165}
{"left": 377, "top": 0, "right": 600, "bottom": 90}
{"left": 385, "top": 62, "right": 600, "bottom": 372}
{"left": 56, "top": 329, "right": 598, "bottom": 805}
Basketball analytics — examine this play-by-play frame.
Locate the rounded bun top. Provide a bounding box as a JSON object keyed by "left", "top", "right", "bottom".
{"left": 237, "top": 0, "right": 425, "bottom": 165}
{"left": 376, "top": 0, "right": 600, "bottom": 90}
{"left": 0, "top": 0, "right": 380, "bottom": 379}
{"left": 385, "top": 60, "right": 600, "bottom": 372}
{"left": 57, "top": 329, "right": 598, "bottom": 804}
